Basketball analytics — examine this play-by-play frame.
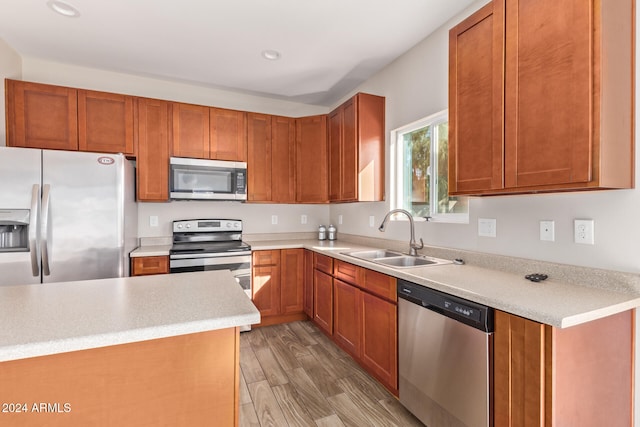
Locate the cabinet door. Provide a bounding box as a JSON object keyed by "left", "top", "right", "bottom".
{"left": 333, "top": 279, "right": 361, "bottom": 359}
{"left": 137, "top": 98, "right": 171, "bottom": 201}
{"left": 328, "top": 106, "right": 343, "bottom": 201}
{"left": 340, "top": 97, "right": 358, "bottom": 201}
{"left": 280, "top": 249, "right": 304, "bottom": 315}
{"left": 449, "top": 2, "right": 504, "bottom": 194}
{"left": 252, "top": 264, "right": 281, "bottom": 317}
{"left": 504, "top": 0, "right": 591, "bottom": 189}
{"left": 210, "top": 108, "right": 247, "bottom": 161}
{"left": 131, "top": 256, "right": 169, "bottom": 276}
{"left": 172, "top": 103, "right": 209, "bottom": 159}
{"left": 247, "top": 112, "right": 272, "bottom": 201}
{"left": 361, "top": 292, "right": 397, "bottom": 394}
{"left": 355, "top": 93, "right": 385, "bottom": 202}
{"left": 78, "top": 90, "right": 134, "bottom": 155}
{"left": 296, "top": 115, "right": 328, "bottom": 203}
{"left": 303, "top": 250, "right": 314, "bottom": 318}
{"left": 271, "top": 115, "right": 296, "bottom": 203}
{"left": 6, "top": 80, "right": 78, "bottom": 150}
{"left": 313, "top": 269, "right": 333, "bottom": 335}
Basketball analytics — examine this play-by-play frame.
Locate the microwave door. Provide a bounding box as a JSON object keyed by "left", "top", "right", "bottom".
{"left": 171, "top": 166, "right": 238, "bottom": 200}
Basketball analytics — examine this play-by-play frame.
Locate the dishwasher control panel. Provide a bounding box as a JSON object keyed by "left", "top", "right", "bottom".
{"left": 398, "top": 280, "right": 493, "bottom": 332}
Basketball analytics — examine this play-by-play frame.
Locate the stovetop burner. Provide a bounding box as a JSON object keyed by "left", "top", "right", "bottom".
{"left": 170, "top": 219, "right": 250, "bottom": 256}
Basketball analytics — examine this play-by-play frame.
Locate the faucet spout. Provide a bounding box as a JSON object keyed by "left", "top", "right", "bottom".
{"left": 378, "top": 209, "right": 424, "bottom": 256}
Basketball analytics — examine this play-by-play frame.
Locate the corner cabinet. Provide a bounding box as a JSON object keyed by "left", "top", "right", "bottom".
{"left": 328, "top": 93, "right": 385, "bottom": 202}
{"left": 494, "top": 310, "right": 633, "bottom": 426}
{"left": 449, "top": 0, "right": 634, "bottom": 196}
{"left": 251, "top": 249, "right": 306, "bottom": 326}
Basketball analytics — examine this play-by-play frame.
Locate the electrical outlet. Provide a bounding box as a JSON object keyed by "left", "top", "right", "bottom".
{"left": 478, "top": 218, "right": 497, "bottom": 237}
{"left": 271, "top": 215, "right": 278, "bottom": 225}
{"left": 149, "top": 215, "right": 158, "bottom": 227}
{"left": 301, "top": 214, "right": 307, "bottom": 224}
{"left": 539, "top": 220, "right": 555, "bottom": 241}
{"left": 574, "top": 219, "right": 594, "bottom": 244}
{"left": 369, "top": 216, "right": 375, "bottom": 227}
{"left": 338, "top": 214, "right": 343, "bottom": 225}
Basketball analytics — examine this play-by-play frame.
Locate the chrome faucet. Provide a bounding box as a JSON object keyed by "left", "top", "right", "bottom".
{"left": 378, "top": 209, "right": 424, "bottom": 256}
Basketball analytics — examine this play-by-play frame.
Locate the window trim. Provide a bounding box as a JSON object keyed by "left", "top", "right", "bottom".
{"left": 390, "top": 109, "right": 469, "bottom": 224}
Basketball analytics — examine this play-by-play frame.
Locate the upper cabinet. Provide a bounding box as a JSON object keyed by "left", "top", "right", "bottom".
{"left": 296, "top": 114, "right": 328, "bottom": 203}
{"left": 6, "top": 80, "right": 135, "bottom": 155}
{"left": 78, "top": 90, "right": 134, "bottom": 155}
{"left": 137, "top": 98, "right": 171, "bottom": 202}
{"left": 171, "top": 102, "right": 210, "bottom": 159}
{"left": 247, "top": 112, "right": 273, "bottom": 202}
{"left": 6, "top": 79, "right": 78, "bottom": 151}
{"left": 449, "top": 0, "right": 634, "bottom": 196}
{"left": 210, "top": 107, "right": 247, "bottom": 162}
{"left": 329, "top": 93, "right": 385, "bottom": 202}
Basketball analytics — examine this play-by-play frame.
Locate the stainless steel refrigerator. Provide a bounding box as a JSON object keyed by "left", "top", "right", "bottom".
{"left": 0, "top": 147, "right": 137, "bottom": 286}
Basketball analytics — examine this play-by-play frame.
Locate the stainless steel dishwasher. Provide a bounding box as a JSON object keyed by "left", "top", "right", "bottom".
{"left": 398, "top": 279, "right": 493, "bottom": 427}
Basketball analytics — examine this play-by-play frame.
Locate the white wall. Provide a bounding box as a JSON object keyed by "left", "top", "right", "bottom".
{"left": 331, "top": 0, "right": 640, "bottom": 275}
{"left": 0, "top": 39, "right": 22, "bottom": 145}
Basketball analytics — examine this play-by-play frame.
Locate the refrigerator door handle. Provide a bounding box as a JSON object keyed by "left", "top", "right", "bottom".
{"left": 41, "top": 184, "right": 51, "bottom": 276}
{"left": 29, "top": 184, "right": 40, "bottom": 277}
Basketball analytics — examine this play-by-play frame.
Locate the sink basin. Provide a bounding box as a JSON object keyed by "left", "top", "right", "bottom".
{"left": 375, "top": 256, "right": 438, "bottom": 267}
{"left": 342, "top": 249, "right": 403, "bottom": 259}
{"left": 341, "top": 249, "right": 451, "bottom": 269}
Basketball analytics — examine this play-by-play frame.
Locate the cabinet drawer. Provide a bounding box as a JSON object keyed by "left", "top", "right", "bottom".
{"left": 314, "top": 253, "right": 333, "bottom": 274}
{"left": 333, "top": 260, "right": 359, "bottom": 285}
{"left": 362, "top": 269, "right": 397, "bottom": 302}
{"left": 131, "top": 256, "right": 169, "bottom": 276}
{"left": 253, "top": 250, "right": 280, "bottom": 266}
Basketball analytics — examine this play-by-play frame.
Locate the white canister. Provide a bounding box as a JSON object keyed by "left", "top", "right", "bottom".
{"left": 318, "top": 225, "right": 327, "bottom": 240}
{"left": 328, "top": 224, "right": 337, "bottom": 241}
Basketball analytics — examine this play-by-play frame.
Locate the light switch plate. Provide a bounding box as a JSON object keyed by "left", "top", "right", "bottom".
{"left": 149, "top": 215, "right": 158, "bottom": 227}
{"left": 271, "top": 215, "right": 278, "bottom": 225}
{"left": 301, "top": 214, "right": 307, "bottom": 224}
{"left": 478, "top": 218, "right": 497, "bottom": 237}
{"left": 369, "top": 216, "right": 375, "bottom": 227}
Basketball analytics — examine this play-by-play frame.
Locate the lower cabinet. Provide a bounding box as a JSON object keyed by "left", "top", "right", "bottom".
{"left": 252, "top": 249, "right": 306, "bottom": 326}
{"left": 494, "top": 309, "right": 633, "bottom": 426}
{"left": 130, "top": 256, "right": 169, "bottom": 276}
{"left": 312, "top": 255, "right": 398, "bottom": 395}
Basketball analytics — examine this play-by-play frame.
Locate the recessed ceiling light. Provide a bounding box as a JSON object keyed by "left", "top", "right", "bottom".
{"left": 262, "top": 50, "right": 281, "bottom": 61}
{"left": 47, "top": 0, "right": 80, "bottom": 17}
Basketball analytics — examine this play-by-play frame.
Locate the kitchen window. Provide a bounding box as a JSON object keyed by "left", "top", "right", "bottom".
{"left": 390, "top": 110, "right": 468, "bottom": 222}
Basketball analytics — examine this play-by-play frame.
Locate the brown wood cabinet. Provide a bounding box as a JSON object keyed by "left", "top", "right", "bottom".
{"left": 247, "top": 112, "right": 272, "bottom": 201}
{"left": 296, "top": 115, "right": 328, "bottom": 203}
{"left": 494, "top": 309, "right": 633, "bottom": 426}
{"left": 6, "top": 79, "right": 78, "bottom": 150}
{"left": 328, "top": 93, "right": 385, "bottom": 202}
{"left": 251, "top": 249, "right": 305, "bottom": 326}
{"left": 171, "top": 102, "right": 210, "bottom": 159}
{"left": 303, "top": 249, "right": 314, "bottom": 318}
{"left": 210, "top": 107, "right": 247, "bottom": 161}
{"left": 271, "top": 115, "right": 296, "bottom": 203}
{"left": 311, "top": 256, "right": 398, "bottom": 395}
{"left": 136, "top": 98, "right": 171, "bottom": 202}
{"left": 449, "top": 0, "right": 634, "bottom": 195}
{"left": 78, "top": 89, "right": 135, "bottom": 155}
{"left": 130, "top": 256, "right": 169, "bottom": 276}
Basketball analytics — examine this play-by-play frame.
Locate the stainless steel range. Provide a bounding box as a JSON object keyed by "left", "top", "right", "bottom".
{"left": 169, "top": 219, "right": 252, "bottom": 330}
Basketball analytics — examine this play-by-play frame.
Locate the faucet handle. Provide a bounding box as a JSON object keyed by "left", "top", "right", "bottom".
{"left": 412, "top": 238, "right": 424, "bottom": 250}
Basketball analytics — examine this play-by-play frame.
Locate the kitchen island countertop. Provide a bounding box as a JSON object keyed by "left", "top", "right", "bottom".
{"left": 0, "top": 271, "right": 260, "bottom": 362}
{"left": 246, "top": 238, "right": 640, "bottom": 328}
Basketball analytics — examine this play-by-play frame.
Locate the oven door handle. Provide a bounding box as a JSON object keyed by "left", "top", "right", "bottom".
{"left": 170, "top": 256, "right": 251, "bottom": 269}
{"left": 170, "top": 251, "right": 251, "bottom": 260}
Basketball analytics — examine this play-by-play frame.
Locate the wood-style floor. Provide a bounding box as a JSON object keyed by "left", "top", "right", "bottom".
{"left": 239, "top": 321, "right": 423, "bottom": 427}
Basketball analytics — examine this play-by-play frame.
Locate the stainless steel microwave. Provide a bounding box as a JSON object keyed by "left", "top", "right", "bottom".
{"left": 169, "top": 157, "right": 247, "bottom": 201}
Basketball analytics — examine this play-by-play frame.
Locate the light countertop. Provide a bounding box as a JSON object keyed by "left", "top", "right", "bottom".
{"left": 0, "top": 271, "right": 260, "bottom": 362}
{"left": 245, "top": 238, "right": 640, "bottom": 329}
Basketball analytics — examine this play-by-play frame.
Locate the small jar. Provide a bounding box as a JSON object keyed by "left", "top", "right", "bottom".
{"left": 328, "top": 224, "right": 337, "bottom": 241}
{"left": 318, "top": 225, "right": 327, "bottom": 241}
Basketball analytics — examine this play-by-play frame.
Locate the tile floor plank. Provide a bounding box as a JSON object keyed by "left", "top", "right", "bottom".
{"left": 285, "top": 367, "right": 335, "bottom": 420}
{"left": 254, "top": 344, "right": 290, "bottom": 386}
{"left": 239, "top": 369, "right": 252, "bottom": 405}
{"left": 315, "top": 414, "right": 347, "bottom": 427}
{"left": 272, "top": 382, "right": 317, "bottom": 427}
{"left": 327, "top": 392, "right": 375, "bottom": 427}
{"left": 288, "top": 321, "right": 319, "bottom": 346}
{"left": 296, "top": 354, "right": 343, "bottom": 398}
{"left": 336, "top": 376, "right": 398, "bottom": 427}
{"left": 247, "top": 379, "right": 289, "bottom": 427}
{"left": 240, "top": 402, "right": 261, "bottom": 427}
{"left": 378, "top": 398, "right": 424, "bottom": 426}
{"left": 240, "top": 344, "right": 267, "bottom": 384}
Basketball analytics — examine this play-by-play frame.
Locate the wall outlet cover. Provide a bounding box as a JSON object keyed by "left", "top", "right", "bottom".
{"left": 539, "top": 220, "right": 555, "bottom": 242}
{"left": 574, "top": 219, "right": 594, "bottom": 245}
{"left": 478, "top": 218, "right": 497, "bottom": 237}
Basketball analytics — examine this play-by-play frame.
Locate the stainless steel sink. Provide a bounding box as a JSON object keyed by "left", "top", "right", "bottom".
{"left": 342, "top": 249, "right": 451, "bottom": 269}
{"left": 342, "top": 249, "right": 404, "bottom": 259}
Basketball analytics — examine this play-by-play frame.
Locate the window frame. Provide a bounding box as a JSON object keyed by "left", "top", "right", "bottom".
{"left": 390, "top": 109, "right": 469, "bottom": 224}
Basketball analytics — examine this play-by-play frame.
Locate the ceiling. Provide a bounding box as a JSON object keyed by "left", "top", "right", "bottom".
{"left": 0, "top": 0, "right": 476, "bottom": 106}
